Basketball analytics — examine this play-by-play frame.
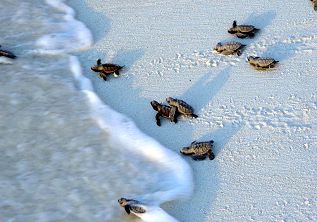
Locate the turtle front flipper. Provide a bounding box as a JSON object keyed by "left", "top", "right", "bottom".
{"left": 192, "top": 154, "right": 207, "bottom": 161}
{"left": 155, "top": 113, "right": 162, "bottom": 126}
{"left": 235, "top": 32, "right": 248, "bottom": 39}
{"left": 97, "top": 59, "right": 101, "bottom": 65}
{"left": 173, "top": 112, "right": 179, "bottom": 124}
{"left": 99, "top": 73, "right": 107, "bottom": 81}
{"left": 124, "top": 205, "right": 131, "bottom": 214}
{"left": 169, "top": 106, "right": 178, "bottom": 123}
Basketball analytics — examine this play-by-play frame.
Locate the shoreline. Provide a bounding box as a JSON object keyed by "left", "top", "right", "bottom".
{"left": 67, "top": 0, "right": 317, "bottom": 221}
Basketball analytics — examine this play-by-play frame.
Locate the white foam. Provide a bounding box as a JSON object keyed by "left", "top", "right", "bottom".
{"left": 35, "top": 1, "right": 194, "bottom": 220}
{"left": 34, "top": 0, "right": 93, "bottom": 54}
{"left": 69, "top": 56, "right": 194, "bottom": 221}
{"left": 0, "top": 57, "right": 13, "bottom": 64}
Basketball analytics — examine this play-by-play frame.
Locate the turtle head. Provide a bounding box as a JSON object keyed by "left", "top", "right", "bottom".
{"left": 150, "top": 100, "right": 160, "bottom": 111}
{"left": 180, "top": 146, "right": 194, "bottom": 155}
{"left": 91, "top": 65, "right": 104, "bottom": 72}
{"left": 166, "top": 97, "right": 175, "bottom": 105}
{"left": 91, "top": 59, "right": 104, "bottom": 72}
{"left": 228, "top": 21, "right": 237, "bottom": 33}
{"left": 213, "top": 42, "right": 222, "bottom": 51}
{"left": 247, "top": 56, "right": 255, "bottom": 62}
{"left": 118, "top": 198, "right": 128, "bottom": 207}
{"left": 247, "top": 56, "right": 260, "bottom": 62}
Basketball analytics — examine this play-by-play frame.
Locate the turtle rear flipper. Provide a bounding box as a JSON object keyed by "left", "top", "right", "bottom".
{"left": 253, "top": 28, "right": 260, "bottom": 33}
{"left": 191, "top": 140, "right": 197, "bottom": 145}
{"left": 208, "top": 151, "right": 215, "bottom": 160}
{"left": 191, "top": 113, "right": 198, "bottom": 118}
{"left": 114, "top": 70, "right": 120, "bottom": 76}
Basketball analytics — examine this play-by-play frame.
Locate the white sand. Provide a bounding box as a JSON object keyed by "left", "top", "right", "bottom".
{"left": 68, "top": 0, "right": 317, "bottom": 221}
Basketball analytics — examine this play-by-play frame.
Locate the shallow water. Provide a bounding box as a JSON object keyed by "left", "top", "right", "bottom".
{"left": 0, "top": 1, "right": 192, "bottom": 221}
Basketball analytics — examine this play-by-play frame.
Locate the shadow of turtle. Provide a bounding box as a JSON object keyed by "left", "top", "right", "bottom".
{"left": 218, "top": 11, "right": 277, "bottom": 55}
{"left": 156, "top": 67, "right": 240, "bottom": 221}
{"left": 162, "top": 122, "right": 243, "bottom": 222}
{"left": 260, "top": 40, "right": 304, "bottom": 62}
{"left": 87, "top": 48, "right": 146, "bottom": 119}
{"left": 112, "top": 49, "right": 145, "bottom": 73}
{"left": 180, "top": 67, "right": 232, "bottom": 112}
{"left": 243, "top": 10, "right": 277, "bottom": 33}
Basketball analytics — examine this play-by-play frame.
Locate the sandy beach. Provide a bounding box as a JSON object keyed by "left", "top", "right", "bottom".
{"left": 66, "top": 0, "right": 317, "bottom": 221}
{"left": 1, "top": 0, "right": 316, "bottom": 221}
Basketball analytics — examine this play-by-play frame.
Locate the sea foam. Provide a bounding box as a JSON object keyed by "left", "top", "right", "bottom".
{"left": 37, "top": 0, "right": 194, "bottom": 221}
{"left": 34, "top": 0, "right": 93, "bottom": 54}
{"left": 70, "top": 55, "right": 193, "bottom": 221}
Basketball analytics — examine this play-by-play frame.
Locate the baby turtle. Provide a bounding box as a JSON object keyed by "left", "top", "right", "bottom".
{"left": 311, "top": 0, "right": 317, "bottom": 11}
{"left": 0, "top": 45, "right": 16, "bottom": 59}
{"left": 247, "top": 56, "right": 279, "bottom": 69}
{"left": 118, "top": 198, "right": 146, "bottom": 215}
{"left": 150, "top": 100, "right": 178, "bottom": 126}
{"left": 228, "top": 20, "right": 259, "bottom": 38}
{"left": 214, "top": 42, "right": 246, "bottom": 56}
{"left": 180, "top": 140, "right": 215, "bottom": 161}
{"left": 166, "top": 97, "right": 198, "bottom": 118}
{"left": 91, "top": 59, "right": 124, "bottom": 81}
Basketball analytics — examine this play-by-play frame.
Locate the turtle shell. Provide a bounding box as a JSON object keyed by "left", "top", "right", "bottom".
{"left": 176, "top": 100, "right": 195, "bottom": 115}
{"left": 102, "top": 63, "right": 123, "bottom": 74}
{"left": 166, "top": 97, "right": 194, "bottom": 115}
{"left": 249, "top": 57, "right": 278, "bottom": 68}
{"left": 236, "top": 25, "right": 256, "bottom": 33}
{"left": 191, "top": 141, "right": 212, "bottom": 155}
{"left": 222, "top": 42, "right": 244, "bottom": 51}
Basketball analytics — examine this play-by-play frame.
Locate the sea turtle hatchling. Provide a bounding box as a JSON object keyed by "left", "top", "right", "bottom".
{"left": 247, "top": 56, "right": 279, "bottom": 69}
{"left": 0, "top": 45, "right": 16, "bottom": 59}
{"left": 180, "top": 140, "right": 215, "bottom": 161}
{"left": 118, "top": 198, "right": 146, "bottom": 215}
{"left": 150, "top": 100, "right": 178, "bottom": 126}
{"left": 91, "top": 59, "right": 124, "bottom": 81}
{"left": 214, "top": 42, "right": 246, "bottom": 56}
{"left": 228, "top": 20, "right": 260, "bottom": 38}
{"left": 166, "top": 97, "right": 198, "bottom": 118}
{"left": 311, "top": 0, "right": 317, "bottom": 11}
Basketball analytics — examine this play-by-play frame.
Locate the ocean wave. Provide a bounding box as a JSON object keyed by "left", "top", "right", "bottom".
{"left": 42, "top": 1, "right": 194, "bottom": 221}
{"left": 33, "top": 0, "right": 93, "bottom": 55}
